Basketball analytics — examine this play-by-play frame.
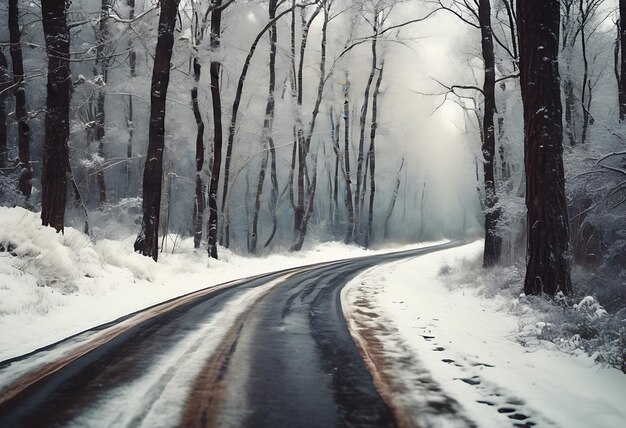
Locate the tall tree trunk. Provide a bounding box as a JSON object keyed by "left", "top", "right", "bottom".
{"left": 291, "top": 153, "right": 318, "bottom": 252}
{"left": 343, "top": 98, "right": 354, "bottom": 244}
{"left": 134, "top": 0, "right": 180, "bottom": 260}
{"left": 579, "top": 0, "right": 589, "bottom": 145}
{"left": 330, "top": 107, "right": 341, "bottom": 235}
{"left": 0, "top": 52, "right": 8, "bottom": 172}
{"left": 207, "top": 0, "right": 223, "bottom": 259}
{"left": 615, "top": 19, "right": 622, "bottom": 120}
{"left": 479, "top": 0, "right": 502, "bottom": 267}
{"left": 250, "top": 0, "right": 279, "bottom": 253}
{"left": 619, "top": 0, "right": 626, "bottom": 120}
{"left": 293, "top": 5, "right": 322, "bottom": 246}
{"left": 383, "top": 158, "right": 404, "bottom": 240}
{"left": 354, "top": 13, "right": 378, "bottom": 245}
{"left": 125, "top": 0, "right": 136, "bottom": 197}
{"left": 9, "top": 0, "right": 32, "bottom": 198}
{"left": 94, "top": 0, "right": 110, "bottom": 206}
{"left": 221, "top": 6, "right": 294, "bottom": 248}
{"left": 291, "top": 3, "right": 328, "bottom": 251}
{"left": 192, "top": 56, "right": 205, "bottom": 249}
{"left": 518, "top": 0, "right": 572, "bottom": 295}
{"left": 366, "top": 61, "right": 384, "bottom": 248}
{"left": 41, "top": 0, "right": 71, "bottom": 232}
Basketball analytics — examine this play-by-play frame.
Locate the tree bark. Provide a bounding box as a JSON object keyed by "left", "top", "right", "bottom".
{"left": 615, "top": 19, "right": 622, "bottom": 120}
{"left": 618, "top": 0, "right": 626, "bottom": 120}
{"left": 207, "top": 0, "right": 223, "bottom": 259}
{"left": 221, "top": 5, "right": 294, "bottom": 248}
{"left": 125, "top": 0, "right": 136, "bottom": 197}
{"left": 192, "top": 56, "right": 205, "bottom": 249}
{"left": 354, "top": 13, "right": 378, "bottom": 245}
{"left": 383, "top": 158, "right": 404, "bottom": 240}
{"left": 9, "top": 0, "right": 32, "bottom": 198}
{"left": 251, "top": 0, "right": 279, "bottom": 253}
{"left": 518, "top": 0, "right": 572, "bottom": 295}
{"left": 366, "top": 61, "right": 384, "bottom": 248}
{"left": 0, "top": 52, "right": 8, "bottom": 172}
{"left": 293, "top": 5, "right": 322, "bottom": 247}
{"left": 579, "top": 0, "right": 589, "bottom": 145}
{"left": 479, "top": 0, "right": 502, "bottom": 267}
{"left": 134, "top": 0, "right": 180, "bottom": 260}
{"left": 94, "top": 0, "right": 110, "bottom": 206}
{"left": 291, "top": 2, "right": 329, "bottom": 251}
{"left": 343, "top": 98, "right": 354, "bottom": 244}
{"left": 41, "top": 0, "right": 71, "bottom": 232}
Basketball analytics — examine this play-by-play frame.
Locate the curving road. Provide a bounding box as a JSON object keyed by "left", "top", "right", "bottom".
{"left": 0, "top": 242, "right": 462, "bottom": 427}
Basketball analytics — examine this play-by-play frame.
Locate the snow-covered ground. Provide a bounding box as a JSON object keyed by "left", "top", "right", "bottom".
{"left": 343, "top": 241, "right": 626, "bottom": 428}
{"left": 3, "top": 207, "right": 624, "bottom": 427}
{"left": 0, "top": 206, "right": 440, "bottom": 362}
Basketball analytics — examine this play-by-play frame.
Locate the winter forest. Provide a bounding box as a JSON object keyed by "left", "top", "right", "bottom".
{"left": 1, "top": 0, "right": 626, "bottom": 414}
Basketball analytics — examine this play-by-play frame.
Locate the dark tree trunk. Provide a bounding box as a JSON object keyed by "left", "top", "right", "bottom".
{"left": 366, "top": 61, "right": 384, "bottom": 248}
{"left": 354, "top": 14, "right": 378, "bottom": 245}
{"left": 615, "top": 19, "right": 622, "bottom": 120}
{"left": 221, "top": 5, "right": 293, "bottom": 248}
{"left": 125, "top": 0, "right": 136, "bottom": 197}
{"left": 291, "top": 3, "right": 329, "bottom": 251}
{"left": 330, "top": 108, "right": 341, "bottom": 235}
{"left": 250, "top": 152, "right": 268, "bottom": 253}
{"left": 94, "top": 0, "right": 110, "bottom": 206}
{"left": 518, "top": 0, "right": 572, "bottom": 295}
{"left": 502, "top": 0, "right": 518, "bottom": 67}
{"left": 251, "top": 0, "right": 279, "bottom": 253}
{"left": 9, "top": 0, "right": 31, "bottom": 199}
{"left": 0, "top": 52, "right": 8, "bottom": 172}
{"left": 479, "top": 0, "right": 502, "bottom": 267}
{"left": 192, "top": 57, "right": 205, "bottom": 249}
{"left": 383, "top": 158, "right": 404, "bottom": 240}
{"left": 343, "top": 98, "right": 354, "bottom": 244}
{"left": 134, "top": 0, "right": 180, "bottom": 260}
{"left": 41, "top": 0, "right": 71, "bottom": 232}
{"left": 207, "top": 0, "right": 223, "bottom": 259}
{"left": 619, "top": 0, "right": 626, "bottom": 120}
{"left": 579, "top": 0, "right": 589, "bottom": 145}
{"left": 293, "top": 5, "right": 322, "bottom": 248}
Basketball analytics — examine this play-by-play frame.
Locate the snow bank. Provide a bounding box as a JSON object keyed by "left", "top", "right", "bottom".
{"left": 343, "top": 242, "right": 626, "bottom": 428}
{"left": 0, "top": 206, "right": 437, "bottom": 362}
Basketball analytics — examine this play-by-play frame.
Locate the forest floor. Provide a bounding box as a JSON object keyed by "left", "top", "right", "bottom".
{"left": 1, "top": 206, "right": 625, "bottom": 428}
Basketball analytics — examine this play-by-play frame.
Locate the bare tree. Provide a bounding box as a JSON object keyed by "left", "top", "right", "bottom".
{"left": 479, "top": 0, "right": 502, "bottom": 266}
{"left": 354, "top": 6, "right": 380, "bottom": 245}
{"left": 207, "top": 0, "right": 224, "bottom": 259}
{"left": 618, "top": 0, "right": 626, "bottom": 121}
{"left": 366, "top": 60, "right": 384, "bottom": 247}
{"left": 9, "top": 0, "right": 32, "bottom": 199}
{"left": 518, "top": 0, "right": 572, "bottom": 295}
{"left": 291, "top": 0, "right": 332, "bottom": 251}
{"left": 41, "top": 0, "right": 71, "bottom": 232}
{"left": 124, "top": 0, "right": 136, "bottom": 197}
{"left": 134, "top": 0, "right": 181, "bottom": 260}
{"left": 0, "top": 51, "right": 8, "bottom": 172}
{"left": 250, "top": 0, "right": 280, "bottom": 253}
{"left": 220, "top": 4, "right": 298, "bottom": 248}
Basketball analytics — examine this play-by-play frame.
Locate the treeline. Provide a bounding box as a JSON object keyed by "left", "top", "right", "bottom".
{"left": 0, "top": 0, "right": 624, "bottom": 306}
{"left": 2, "top": 0, "right": 435, "bottom": 259}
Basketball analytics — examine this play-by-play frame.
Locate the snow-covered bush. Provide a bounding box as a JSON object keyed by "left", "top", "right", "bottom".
{"left": 439, "top": 253, "right": 626, "bottom": 372}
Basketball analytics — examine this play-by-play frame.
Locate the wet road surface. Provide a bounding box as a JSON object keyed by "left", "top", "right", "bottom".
{"left": 0, "top": 242, "right": 462, "bottom": 427}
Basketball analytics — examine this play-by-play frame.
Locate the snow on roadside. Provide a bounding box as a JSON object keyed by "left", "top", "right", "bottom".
{"left": 0, "top": 206, "right": 443, "bottom": 362}
{"left": 343, "top": 241, "right": 626, "bottom": 428}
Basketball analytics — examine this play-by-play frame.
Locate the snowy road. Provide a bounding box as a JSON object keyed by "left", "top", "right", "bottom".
{"left": 0, "top": 242, "right": 462, "bottom": 427}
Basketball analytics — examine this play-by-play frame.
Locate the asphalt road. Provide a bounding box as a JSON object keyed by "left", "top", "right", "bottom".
{"left": 0, "top": 241, "right": 462, "bottom": 427}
